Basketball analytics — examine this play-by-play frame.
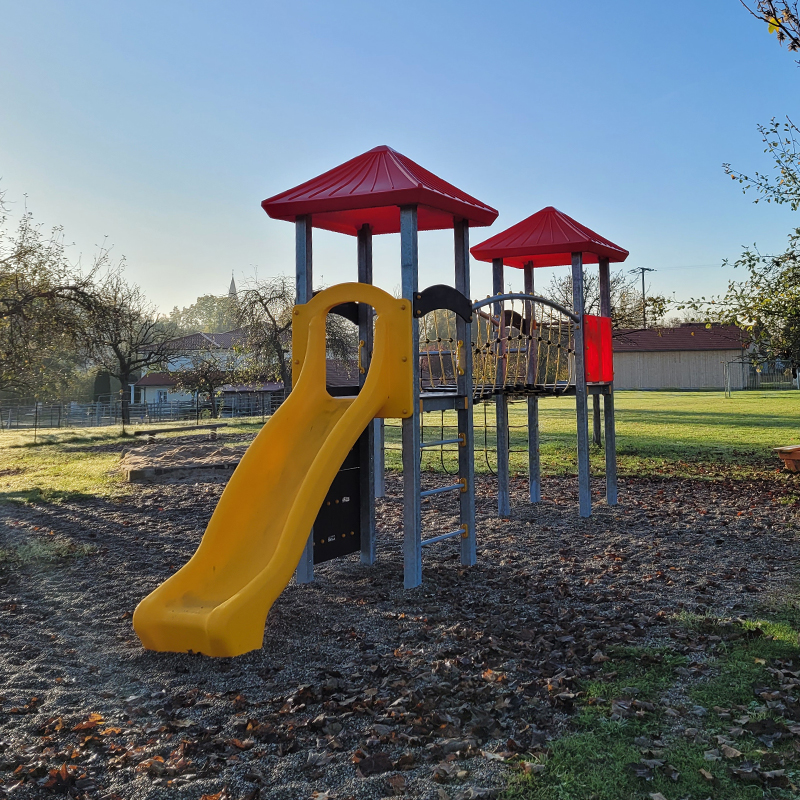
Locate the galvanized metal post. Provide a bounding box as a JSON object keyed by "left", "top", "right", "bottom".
{"left": 493, "top": 258, "right": 511, "bottom": 517}
{"left": 524, "top": 263, "right": 540, "bottom": 503}
{"left": 598, "top": 257, "right": 617, "bottom": 506}
{"left": 295, "top": 215, "right": 315, "bottom": 582}
{"left": 374, "top": 419, "right": 385, "bottom": 498}
{"left": 401, "top": 206, "right": 422, "bottom": 588}
{"left": 357, "top": 224, "right": 376, "bottom": 564}
{"left": 592, "top": 394, "right": 601, "bottom": 445}
{"left": 572, "top": 252, "right": 591, "bottom": 517}
{"left": 454, "top": 218, "right": 476, "bottom": 566}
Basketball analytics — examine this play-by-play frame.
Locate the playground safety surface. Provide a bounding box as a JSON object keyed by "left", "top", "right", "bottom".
{"left": 0, "top": 470, "right": 798, "bottom": 799}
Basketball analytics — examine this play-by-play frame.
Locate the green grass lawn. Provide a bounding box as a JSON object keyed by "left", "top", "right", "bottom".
{"left": 386, "top": 389, "right": 800, "bottom": 480}
{"left": 1, "top": 391, "right": 797, "bottom": 504}
{"left": 0, "top": 419, "right": 265, "bottom": 504}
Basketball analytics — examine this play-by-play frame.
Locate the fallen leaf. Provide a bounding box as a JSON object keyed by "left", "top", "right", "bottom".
{"left": 387, "top": 773, "right": 406, "bottom": 795}
{"left": 721, "top": 744, "right": 742, "bottom": 759}
{"left": 72, "top": 712, "right": 104, "bottom": 731}
{"left": 357, "top": 752, "right": 393, "bottom": 777}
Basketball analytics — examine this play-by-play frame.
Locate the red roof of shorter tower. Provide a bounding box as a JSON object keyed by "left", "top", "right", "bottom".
{"left": 261, "top": 145, "right": 498, "bottom": 236}
{"left": 471, "top": 206, "right": 629, "bottom": 268}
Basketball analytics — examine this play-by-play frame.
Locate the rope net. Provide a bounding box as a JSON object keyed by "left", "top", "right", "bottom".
{"left": 419, "top": 296, "right": 576, "bottom": 400}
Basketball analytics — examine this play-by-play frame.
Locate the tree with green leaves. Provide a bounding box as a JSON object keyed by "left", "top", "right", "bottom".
{"left": 697, "top": 3, "right": 800, "bottom": 370}
{"left": 168, "top": 293, "right": 238, "bottom": 335}
{"left": 682, "top": 230, "right": 800, "bottom": 370}
{"left": 0, "top": 197, "right": 98, "bottom": 398}
{"left": 724, "top": 117, "right": 800, "bottom": 210}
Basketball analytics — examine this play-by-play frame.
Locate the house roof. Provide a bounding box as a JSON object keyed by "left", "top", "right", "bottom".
{"left": 471, "top": 206, "right": 629, "bottom": 268}
{"left": 135, "top": 372, "right": 177, "bottom": 388}
{"left": 613, "top": 324, "right": 747, "bottom": 353}
{"left": 325, "top": 359, "right": 359, "bottom": 386}
{"left": 261, "top": 145, "right": 498, "bottom": 236}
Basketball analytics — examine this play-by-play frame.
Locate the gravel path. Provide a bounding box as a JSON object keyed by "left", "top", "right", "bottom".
{"left": 0, "top": 467, "right": 798, "bottom": 800}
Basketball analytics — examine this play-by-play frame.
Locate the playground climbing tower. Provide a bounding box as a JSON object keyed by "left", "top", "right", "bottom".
{"left": 262, "top": 145, "right": 498, "bottom": 588}
{"left": 471, "top": 206, "right": 628, "bottom": 517}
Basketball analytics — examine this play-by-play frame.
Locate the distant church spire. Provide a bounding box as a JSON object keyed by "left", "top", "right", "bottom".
{"left": 228, "top": 271, "right": 237, "bottom": 298}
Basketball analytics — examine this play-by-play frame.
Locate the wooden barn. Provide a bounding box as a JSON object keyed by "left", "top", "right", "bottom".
{"left": 612, "top": 323, "right": 749, "bottom": 390}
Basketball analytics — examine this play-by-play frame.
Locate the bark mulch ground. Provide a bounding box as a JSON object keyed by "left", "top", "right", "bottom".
{"left": 0, "top": 469, "right": 798, "bottom": 800}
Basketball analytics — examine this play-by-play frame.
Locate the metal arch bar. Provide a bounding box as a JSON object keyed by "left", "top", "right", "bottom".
{"left": 472, "top": 293, "right": 580, "bottom": 324}
{"left": 421, "top": 528, "right": 466, "bottom": 546}
{"left": 420, "top": 438, "right": 462, "bottom": 448}
{"left": 420, "top": 482, "right": 463, "bottom": 498}
{"left": 414, "top": 284, "right": 473, "bottom": 322}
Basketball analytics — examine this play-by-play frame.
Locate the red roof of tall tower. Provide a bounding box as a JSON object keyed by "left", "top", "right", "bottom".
{"left": 261, "top": 145, "right": 498, "bottom": 236}
{"left": 471, "top": 206, "right": 629, "bottom": 268}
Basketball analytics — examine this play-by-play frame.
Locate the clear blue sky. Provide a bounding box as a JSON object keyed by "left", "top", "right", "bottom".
{"left": 1, "top": 0, "right": 797, "bottom": 312}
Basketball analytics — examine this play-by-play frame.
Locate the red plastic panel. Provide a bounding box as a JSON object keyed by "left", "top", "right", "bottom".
{"left": 583, "top": 315, "right": 613, "bottom": 383}
{"left": 470, "top": 206, "right": 628, "bottom": 268}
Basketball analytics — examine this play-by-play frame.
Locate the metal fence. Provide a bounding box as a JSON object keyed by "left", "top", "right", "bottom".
{"left": 0, "top": 392, "right": 287, "bottom": 431}
{"left": 724, "top": 361, "right": 799, "bottom": 396}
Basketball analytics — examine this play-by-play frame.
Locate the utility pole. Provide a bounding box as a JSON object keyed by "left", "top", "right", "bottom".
{"left": 629, "top": 267, "right": 655, "bottom": 328}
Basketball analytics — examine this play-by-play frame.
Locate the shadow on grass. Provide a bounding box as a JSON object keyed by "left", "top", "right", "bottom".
{"left": 0, "top": 486, "right": 105, "bottom": 505}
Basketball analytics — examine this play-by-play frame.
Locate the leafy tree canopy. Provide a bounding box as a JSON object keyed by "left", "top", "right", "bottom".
{"left": 0, "top": 196, "right": 98, "bottom": 398}
{"left": 724, "top": 117, "right": 800, "bottom": 211}
{"left": 168, "top": 294, "right": 238, "bottom": 335}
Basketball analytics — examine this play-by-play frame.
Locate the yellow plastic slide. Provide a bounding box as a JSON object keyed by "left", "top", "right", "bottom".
{"left": 133, "top": 284, "right": 412, "bottom": 657}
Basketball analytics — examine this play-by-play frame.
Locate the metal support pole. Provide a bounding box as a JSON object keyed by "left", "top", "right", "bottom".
{"left": 527, "top": 396, "right": 541, "bottom": 503}
{"left": 572, "top": 252, "right": 591, "bottom": 517}
{"left": 592, "top": 394, "right": 601, "bottom": 445}
{"left": 603, "top": 389, "right": 618, "bottom": 506}
{"left": 374, "top": 419, "right": 385, "bottom": 498}
{"left": 598, "top": 257, "right": 617, "bottom": 506}
{"left": 454, "top": 218, "right": 476, "bottom": 565}
{"left": 294, "top": 215, "right": 315, "bottom": 583}
{"left": 524, "top": 261, "right": 534, "bottom": 296}
{"left": 357, "top": 224, "right": 376, "bottom": 565}
{"left": 493, "top": 258, "right": 510, "bottom": 516}
{"left": 523, "top": 262, "right": 540, "bottom": 503}
{"left": 401, "top": 206, "right": 422, "bottom": 589}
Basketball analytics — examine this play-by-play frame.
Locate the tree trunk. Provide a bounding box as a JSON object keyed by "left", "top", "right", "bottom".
{"left": 120, "top": 379, "right": 131, "bottom": 424}
{"left": 209, "top": 388, "right": 217, "bottom": 418}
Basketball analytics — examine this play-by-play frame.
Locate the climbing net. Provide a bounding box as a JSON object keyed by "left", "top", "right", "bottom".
{"left": 419, "top": 294, "right": 578, "bottom": 400}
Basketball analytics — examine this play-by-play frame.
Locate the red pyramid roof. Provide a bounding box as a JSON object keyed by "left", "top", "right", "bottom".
{"left": 262, "top": 145, "right": 498, "bottom": 236}
{"left": 470, "top": 206, "right": 629, "bottom": 268}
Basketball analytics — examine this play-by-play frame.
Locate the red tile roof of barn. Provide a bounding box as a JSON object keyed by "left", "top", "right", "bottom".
{"left": 613, "top": 324, "right": 747, "bottom": 352}
{"left": 261, "top": 145, "right": 498, "bottom": 236}
{"left": 471, "top": 206, "right": 629, "bottom": 268}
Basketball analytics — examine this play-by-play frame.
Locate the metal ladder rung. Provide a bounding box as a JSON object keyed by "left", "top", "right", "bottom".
{"left": 420, "top": 482, "right": 463, "bottom": 498}
{"left": 420, "top": 438, "right": 461, "bottom": 449}
{"left": 421, "top": 527, "right": 466, "bottom": 547}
